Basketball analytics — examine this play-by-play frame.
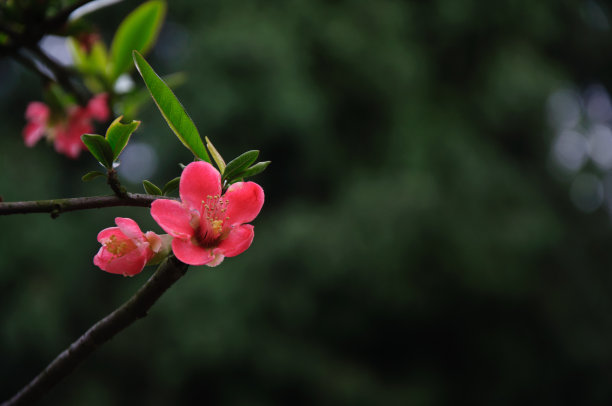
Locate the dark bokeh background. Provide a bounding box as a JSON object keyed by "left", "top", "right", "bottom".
{"left": 3, "top": 0, "right": 612, "bottom": 404}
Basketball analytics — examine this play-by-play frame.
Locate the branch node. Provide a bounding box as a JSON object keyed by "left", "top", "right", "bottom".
{"left": 107, "top": 170, "right": 127, "bottom": 198}
{"left": 50, "top": 204, "right": 61, "bottom": 219}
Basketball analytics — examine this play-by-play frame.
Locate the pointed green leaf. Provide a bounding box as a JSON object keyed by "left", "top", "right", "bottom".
{"left": 223, "top": 150, "right": 259, "bottom": 181}
{"left": 143, "top": 180, "right": 163, "bottom": 195}
{"left": 67, "top": 37, "right": 87, "bottom": 71}
{"left": 105, "top": 115, "right": 140, "bottom": 159}
{"left": 90, "top": 41, "right": 109, "bottom": 72}
{"left": 205, "top": 136, "right": 226, "bottom": 174}
{"left": 109, "top": 0, "right": 166, "bottom": 81}
{"left": 81, "top": 134, "right": 114, "bottom": 168}
{"left": 133, "top": 51, "right": 210, "bottom": 162}
{"left": 162, "top": 177, "right": 180, "bottom": 195}
{"left": 81, "top": 171, "right": 106, "bottom": 182}
{"left": 235, "top": 161, "right": 270, "bottom": 179}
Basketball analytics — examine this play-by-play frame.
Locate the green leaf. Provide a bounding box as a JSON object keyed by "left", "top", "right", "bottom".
{"left": 67, "top": 37, "right": 87, "bottom": 71}
{"left": 162, "top": 177, "right": 180, "bottom": 195}
{"left": 235, "top": 161, "right": 271, "bottom": 179}
{"left": 133, "top": 51, "right": 210, "bottom": 162}
{"left": 205, "top": 136, "right": 226, "bottom": 174}
{"left": 109, "top": 0, "right": 166, "bottom": 81}
{"left": 105, "top": 116, "right": 141, "bottom": 159}
{"left": 143, "top": 180, "right": 163, "bottom": 195}
{"left": 90, "top": 41, "right": 109, "bottom": 73}
{"left": 81, "top": 171, "right": 106, "bottom": 182}
{"left": 223, "top": 150, "right": 259, "bottom": 181}
{"left": 81, "top": 134, "right": 114, "bottom": 168}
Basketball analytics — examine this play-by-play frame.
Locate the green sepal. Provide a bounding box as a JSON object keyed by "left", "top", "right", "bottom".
{"left": 81, "top": 134, "right": 114, "bottom": 168}
{"left": 223, "top": 150, "right": 259, "bottom": 181}
{"left": 162, "top": 177, "right": 180, "bottom": 195}
{"left": 205, "top": 136, "right": 226, "bottom": 174}
{"left": 109, "top": 0, "right": 166, "bottom": 81}
{"left": 143, "top": 180, "right": 163, "bottom": 195}
{"left": 81, "top": 171, "right": 106, "bottom": 182}
{"left": 105, "top": 116, "right": 140, "bottom": 160}
{"left": 146, "top": 234, "right": 173, "bottom": 266}
{"left": 235, "top": 161, "right": 271, "bottom": 179}
{"left": 133, "top": 51, "right": 210, "bottom": 162}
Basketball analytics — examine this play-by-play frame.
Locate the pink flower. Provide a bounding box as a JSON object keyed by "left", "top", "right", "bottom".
{"left": 151, "top": 161, "right": 264, "bottom": 267}
{"left": 86, "top": 93, "right": 110, "bottom": 121}
{"left": 94, "top": 217, "right": 162, "bottom": 276}
{"left": 23, "top": 102, "right": 50, "bottom": 147}
{"left": 22, "top": 93, "right": 110, "bottom": 159}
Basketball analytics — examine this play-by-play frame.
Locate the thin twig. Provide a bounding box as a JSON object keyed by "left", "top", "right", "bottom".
{"left": 107, "top": 169, "right": 128, "bottom": 198}
{"left": 45, "top": 0, "right": 98, "bottom": 29}
{"left": 27, "top": 45, "right": 90, "bottom": 105}
{"left": 0, "top": 193, "right": 177, "bottom": 217}
{"left": 1, "top": 256, "right": 189, "bottom": 406}
{"left": 11, "top": 51, "right": 54, "bottom": 83}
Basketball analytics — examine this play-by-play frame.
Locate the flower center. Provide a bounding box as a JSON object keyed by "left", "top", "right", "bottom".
{"left": 196, "top": 194, "right": 230, "bottom": 247}
{"left": 105, "top": 235, "right": 135, "bottom": 257}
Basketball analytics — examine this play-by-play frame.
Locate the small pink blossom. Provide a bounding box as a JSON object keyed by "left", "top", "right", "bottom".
{"left": 94, "top": 217, "right": 162, "bottom": 276}
{"left": 151, "top": 161, "right": 264, "bottom": 267}
{"left": 23, "top": 102, "right": 50, "bottom": 147}
{"left": 22, "top": 93, "right": 110, "bottom": 159}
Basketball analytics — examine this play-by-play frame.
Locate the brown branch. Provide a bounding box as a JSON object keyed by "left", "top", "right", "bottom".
{"left": 45, "top": 0, "right": 99, "bottom": 30}
{"left": 1, "top": 256, "right": 189, "bottom": 406}
{"left": 0, "top": 193, "right": 177, "bottom": 217}
{"left": 11, "top": 51, "right": 54, "bottom": 83}
{"left": 27, "top": 45, "right": 90, "bottom": 105}
{"left": 107, "top": 169, "right": 128, "bottom": 198}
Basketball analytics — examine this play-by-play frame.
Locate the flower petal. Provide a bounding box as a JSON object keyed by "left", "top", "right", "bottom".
{"left": 144, "top": 231, "right": 162, "bottom": 253}
{"left": 94, "top": 247, "right": 147, "bottom": 276}
{"left": 172, "top": 238, "right": 215, "bottom": 266}
{"left": 216, "top": 224, "right": 254, "bottom": 257}
{"left": 25, "top": 102, "right": 50, "bottom": 123}
{"left": 97, "top": 226, "right": 126, "bottom": 243}
{"left": 224, "top": 182, "right": 264, "bottom": 226}
{"left": 206, "top": 253, "right": 225, "bottom": 267}
{"left": 179, "top": 161, "right": 221, "bottom": 211}
{"left": 23, "top": 122, "right": 46, "bottom": 147}
{"left": 115, "top": 217, "right": 143, "bottom": 240}
{"left": 87, "top": 93, "right": 110, "bottom": 121}
{"left": 151, "top": 199, "right": 195, "bottom": 239}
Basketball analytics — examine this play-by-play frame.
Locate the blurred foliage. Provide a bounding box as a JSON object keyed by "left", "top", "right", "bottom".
{"left": 3, "top": 0, "right": 612, "bottom": 405}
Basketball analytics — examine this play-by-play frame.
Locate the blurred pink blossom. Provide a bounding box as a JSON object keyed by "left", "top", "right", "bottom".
{"left": 23, "top": 93, "right": 110, "bottom": 158}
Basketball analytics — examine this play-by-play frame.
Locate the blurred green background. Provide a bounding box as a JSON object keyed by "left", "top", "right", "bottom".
{"left": 3, "top": 0, "right": 612, "bottom": 404}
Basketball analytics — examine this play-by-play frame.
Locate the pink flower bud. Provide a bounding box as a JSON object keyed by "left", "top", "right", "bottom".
{"left": 94, "top": 217, "right": 162, "bottom": 276}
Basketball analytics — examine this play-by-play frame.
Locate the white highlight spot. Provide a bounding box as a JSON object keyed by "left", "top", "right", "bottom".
{"left": 552, "top": 130, "right": 588, "bottom": 172}
{"left": 117, "top": 142, "right": 158, "bottom": 184}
